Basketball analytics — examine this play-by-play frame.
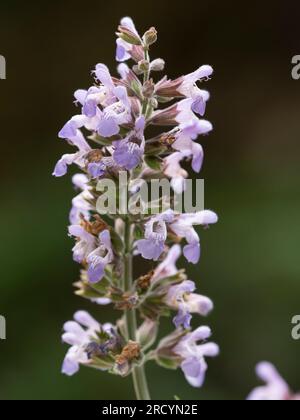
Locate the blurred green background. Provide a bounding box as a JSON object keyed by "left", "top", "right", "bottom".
{"left": 0, "top": 0, "right": 300, "bottom": 400}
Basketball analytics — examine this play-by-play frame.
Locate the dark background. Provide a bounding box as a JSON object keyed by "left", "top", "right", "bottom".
{"left": 0, "top": 0, "right": 300, "bottom": 400}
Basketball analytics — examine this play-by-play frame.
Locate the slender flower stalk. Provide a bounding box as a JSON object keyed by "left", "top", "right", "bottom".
{"left": 54, "top": 17, "right": 219, "bottom": 400}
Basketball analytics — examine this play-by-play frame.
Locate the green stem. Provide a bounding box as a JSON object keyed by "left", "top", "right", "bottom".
{"left": 124, "top": 219, "right": 151, "bottom": 401}
{"left": 142, "top": 48, "right": 151, "bottom": 115}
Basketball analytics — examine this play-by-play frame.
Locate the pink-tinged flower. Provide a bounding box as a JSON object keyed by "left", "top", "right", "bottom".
{"left": 247, "top": 362, "right": 300, "bottom": 401}
{"left": 87, "top": 230, "right": 114, "bottom": 283}
{"left": 69, "top": 174, "right": 93, "bottom": 224}
{"left": 61, "top": 311, "right": 113, "bottom": 376}
{"left": 164, "top": 152, "right": 188, "bottom": 194}
{"left": 150, "top": 98, "right": 194, "bottom": 126}
{"left": 173, "top": 326, "right": 219, "bottom": 387}
{"left": 166, "top": 280, "right": 213, "bottom": 329}
{"left": 113, "top": 116, "right": 145, "bottom": 170}
{"left": 68, "top": 225, "right": 96, "bottom": 264}
{"left": 116, "top": 17, "right": 143, "bottom": 63}
{"left": 155, "top": 65, "right": 213, "bottom": 116}
{"left": 151, "top": 244, "right": 182, "bottom": 284}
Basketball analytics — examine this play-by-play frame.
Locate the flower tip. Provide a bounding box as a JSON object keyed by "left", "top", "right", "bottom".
{"left": 200, "top": 65, "right": 214, "bottom": 78}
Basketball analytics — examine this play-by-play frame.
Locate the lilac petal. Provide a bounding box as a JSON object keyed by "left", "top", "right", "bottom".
{"left": 53, "top": 159, "right": 68, "bottom": 177}
{"left": 195, "top": 210, "right": 218, "bottom": 226}
{"left": 113, "top": 142, "right": 142, "bottom": 170}
{"left": 94, "top": 64, "right": 114, "bottom": 90}
{"left": 182, "top": 357, "right": 201, "bottom": 378}
{"left": 135, "top": 115, "right": 146, "bottom": 132}
{"left": 98, "top": 117, "right": 120, "bottom": 138}
{"left": 183, "top": 242, "right": 201, "bottom": 264}
{"left": 74, "top": 89, "right": 87, "bottom": 106}
{"left": 116, "top": 43, "right": 127, "bottom": 61}
{"left": 173, "top": 305, "right": 192, "bottom": 329}
{"left": 190, "top": 326, "right": 212, "bottom": 342}
{"left": 59, "top": 121, "right": 77, "bottom": 139}
{"left": 88, "top": 261, "right": 105, "bottom": 284}
{"left": 181, "top": 357, "right": 206, "bottom": 388}
{"left": 191, "top": 144, "right": 204, "bottom": 173}
{"left": 99, "top": 230, "right": 112, "bottom": 249}
{"left": 114, "top": 85, "right": 130, "bottom": 109}
{"left": 53, "top": 153, "right": 80, "bottom": 177}
{"left": 83, "top": 99, "right": 97, "bottom": 118}
{"left": 62, "top": 357, "right": 79, "bottom": 376}
{"left": 88, "top": 162, "right": 106, "bottom": 179}
{"left": 136, "top": 239, "right": 165, "bottom": 261}
{"left": 192, "top": 96, "right": 206, "bottom": 116}
{"left": 74, "top": 311, "right": 99, "bottom": 330}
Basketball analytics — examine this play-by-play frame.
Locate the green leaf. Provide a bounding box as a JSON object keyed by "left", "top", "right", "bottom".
{"left": 156, "top": 96, "right": 174, "bottom": 103}
{"left": 145, "top": 155, "right": 163, "bottom": 171}
{"left": 156, "top": 355, "right": 179, "bottom": 370}
{"left": 109, "top": 229, "right": 124, "bottom": 254}
{"left": 134, "top": 224, "right": 144, "bottom": 240}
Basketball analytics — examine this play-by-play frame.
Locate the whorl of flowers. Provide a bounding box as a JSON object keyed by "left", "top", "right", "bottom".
{"left": 54, "top": 17, "right": 219, "bottom": 400}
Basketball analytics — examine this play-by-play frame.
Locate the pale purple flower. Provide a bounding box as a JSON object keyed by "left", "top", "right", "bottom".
{"left": 97, "top": 85, "right": 132, "bottom": 138}
{"left": 172, "top": 119, "right": 213, "bottom": 173}
{"left": 173, "top": 326, "right": 219, "bottom": 388}
{"left": 74, "top": 87, "right": 102, "bottom": 117}
{"left": 166, "top": 280, "right": 213, "bottom": 329}
{"left": 68, "top": 225, "right": 96, "bottom": 264}
{"left": 177, "top": 65, "right": 213, "bottom": 116}
{"left": 247, "top": 362, "right": 300, "bottom": 401}
{"left": 53, "top": 121, "right": 91, "bottom": 177}
{"left": 113, "top": 116, "right": 145, "bottom": 170}
{"left": 164, "top": 152, "right": 189, "bottom": 194}
{"left": 61, "top": 311, "right": 113, "bottom": 376}
{"left": 87, "top": 161, "right": 106, "bottom": 179}
{"left": 151, "top": 244, "right": 181, "bottom": 284}
{"left": 155, "top": 65, "right": 212, "bottom": 117}
{"left": 116, "top": 17, "right": 142, "bottom": 63}
{"left": 137, "top": 210, "right": 218, "bottom": 264}
{"left": 136, "top": 210, "right": 175, "bottom": 261}
{"left": 87, "top": 230, "right": 114, "bottom": 283}
{"left": 88, "top": 156, "right": 120, "bottom": 179}
{"left": 170, "top": 210, "right": 218, "bottom": 264}
{"left": 69, "top": 174, "right": 93, "bottom": 224}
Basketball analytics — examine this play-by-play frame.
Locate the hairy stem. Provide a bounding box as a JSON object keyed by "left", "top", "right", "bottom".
{"left": 124, "top": 218, "right": 151, "bottom": 400}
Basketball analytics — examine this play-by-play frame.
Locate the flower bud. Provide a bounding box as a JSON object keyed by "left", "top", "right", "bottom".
{"left": 138, "top": 59, "right": 150, "bottom": 73}
{"left": 150, "top": 58, "right": 165, "bottom": 72}
{"left": 150, "top": 97, "right": 158, "bottom": 108}
{"left": 132, "top": 64, "right": 143, "bottom": 75}
{"left": 143, "top": 27, "right": 158, "bottom": 47}
{"left": 117, "top": 25, "right": 142, "bottom": 46}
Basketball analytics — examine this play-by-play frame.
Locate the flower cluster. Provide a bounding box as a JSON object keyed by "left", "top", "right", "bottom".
{"left": 54, "top": 17, "right": 218, "bottom": 398}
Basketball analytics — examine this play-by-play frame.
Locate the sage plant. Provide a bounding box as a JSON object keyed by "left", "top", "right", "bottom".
{"left": 54, "top": 17, "right": 218, "bottom": 400}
